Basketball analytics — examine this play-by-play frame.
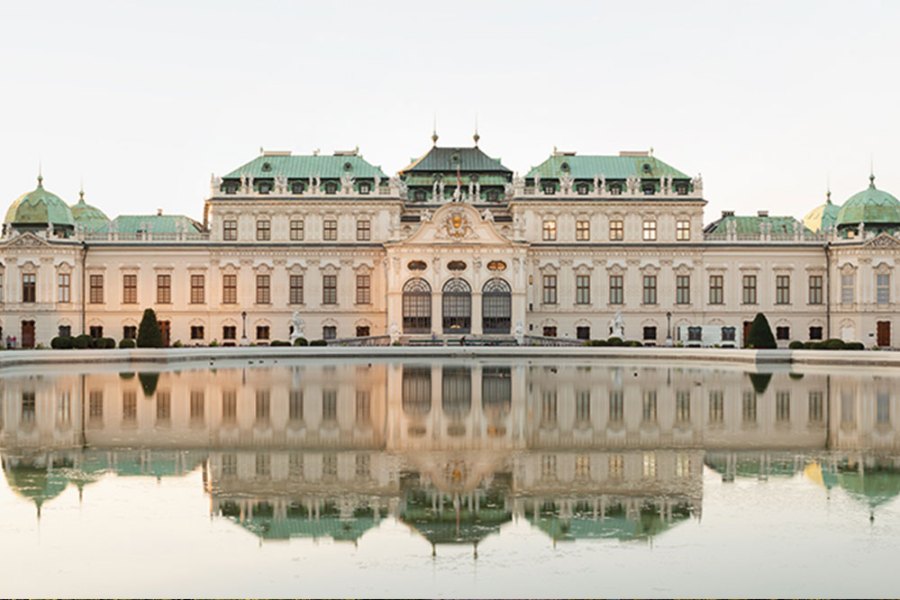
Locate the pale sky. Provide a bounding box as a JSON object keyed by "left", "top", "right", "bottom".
{"left": 2, "top": 0, "right": 898, "bottom": 224}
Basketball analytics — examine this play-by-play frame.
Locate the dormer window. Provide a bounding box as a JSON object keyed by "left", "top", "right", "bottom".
{"left": 413, "top": 189, "right": 427, "bottom": 202}
{"left": 642, "top": 163, "right": 652, "bottom": 174}
{"left": 324, "top": 182, "right": 337, "bottom": 195}
{"left": 223, "top": 182, "right": 239, "bottom": 195}
{"left": 543, "top": 184, "right": 556, "bottom": 195}
{"left": 486, "top": 190, "right": 499, "bottom": 202}
{"left": 291, "top": 181, "right": 306, "bottom": 194}
{"left": 359, "top": 182, "right": 371, "bottom": 195}
{"left": 642, "top": 183, "right": 655, "bottom": 195}
{"left": 343, "top": 162, "right": 353, "bottom": 172}
{"left": 576, "top": 183, "right": 589, "bottom": 195}
{"left": 470, "top": 174, "right": 479, "bottom": 183}
{"left": 560, "top": 162, "right": 570, "bottom": 172}
{"left": 261, "top": 162, "right": 272, "bottom": 172}
{"left": 609, "top": 183, "right": 622, "bottom": 195}
{"left": 676, "top": 183, "right": 688, "bottom": 195}
{"left": 257, "top": 182, "right": 272, "bottom": 194}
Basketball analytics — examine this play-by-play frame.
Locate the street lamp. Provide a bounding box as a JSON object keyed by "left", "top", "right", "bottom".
{"left": 240, "top": 310, "right": 249, "bottom": 346}
{"left": 666, "top": 311, "right": 673, "bottom": 347}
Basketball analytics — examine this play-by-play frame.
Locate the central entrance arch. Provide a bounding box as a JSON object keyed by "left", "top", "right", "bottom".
{"left": 482, "top": 278, "right": 512, "bottom": 334}
{"left": 442, "top": 278, "right": 471, "bottom": 334}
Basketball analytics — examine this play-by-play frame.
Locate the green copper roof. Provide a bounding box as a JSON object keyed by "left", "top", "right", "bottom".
{"left": 704, "top": 213, "right": 810, "bottom": 235}
{"left": 400, "top": 146, "right": 512, "bottom": 175}
{"left": 835, "top": 176, "right": 900, "bottom": 228}
{"left": 5, "top": 176, "right": 75, "bottom": 228}
{"left": 223, "top": 153, "right": 387, "bottom": 180}
{"left": 71, "top": 191, "right": 111, "bottom": 233}
{"left": 111, "top": 214, "right": 203, "bottom": 234}
{"left": 526, "top": 154, "right": 690, "bottom": 180}
{"left": 803, "top": 193, "right": 841, "bottom": 233}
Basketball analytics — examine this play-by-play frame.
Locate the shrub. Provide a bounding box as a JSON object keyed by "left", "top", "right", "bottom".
{"left": 172, "top": 340, "right": 183, "bottom": 348}
{"left": 607, "top": 337, "right": 624, "bottom": 346}
{"left": 309, "top": 339, "right": 328, "bottom": 346}
{"left": 788, "top": 340, "right": 804, "bottom": 350}
{"left": 119, "top": 339, "right": 136, "bottom": 349}
{"left": 137, "top": 308, "right": 163, "bottom": 348}
{"left": 845, "top": 341, "right": 865, "bottom": 350}
{"left": 746, "top": 313, "right": 776, "bottom": 349}
{"left": 73, "top": 334, "right": 92, "bottom": 349}
{"left": 293, "top": 337, "right": 309, "bottom": 346}
{"left": 101, "top": 337, "right": 116, "bottom": 349}
{"left": 625, "top": 340, "right": 643, "bottom": 347}
{"left": 119, "top": 372, "right": 135, "bottom": 379}
{"left": 270, "top": 340, "right": 291, "bottom": 347}
{"left": 51, "top": 336, "right": 74, "bottom": 349}
{"left": 590, "top": 339, "right": 609, "bottom": 346}
{"left": 823, "top": 338, "right": 846, "bottom": 350}
{"left": 209, "top": 339, "right": 219, "bottom": 347}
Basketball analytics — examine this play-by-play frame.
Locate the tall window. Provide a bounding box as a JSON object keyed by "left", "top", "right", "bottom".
{"left": 222, "top": 274, "right": 237, "bottom": 304}
{"left": 256, "top": 274, "right": 270, "bottom": 304}
{"left": 542, "top": 274, "right": 557, "bottom": 304}
{"left": 742, "top": 274, "right": 757, "bottom": 304}
{"left": 323, "top": 219, "right": 338, "bottom": 241}
{"left": 642, "top": 219, "right": 657, "bottom": 241}
{"left": 157, "top": 274, "right": 171, "bottom": 303}
{"left": 223, "top": 219, "right": 237, "bottom": 241}
{"left": 89, "top": 274, "right": 104, "bottom": 304}
{"left": 58, "top": 273, "right": 71, "bottom": 303}
{"left": 190, "top": 274, "right": 205, "bottom": 304}
{"left": 709, "top": 274, "right": 724, "bottom": 304}
{"left": 775, "top": 275, "right": 791, "bottom": 304}
{"left": 609, "top": 274, "right": 624, "bottom": 304}
{"left": 256, "top": 325, "right": 270, "bottom": 341}
{"left": 22, "top": 273, "right": 36, "bottom": 303}
{"left": 841, "top": 273, "right": 855, "bottom": 304}
{"left": 575, "top": 220, "right": 590, "bottom": 241}
{"left": 609, "top": 219, "right": 624, "bottom": 241}
{"left": 323, "top": 274, "right": 337, "bottom": 304}
{"left": 575, "top": 274, "right": 591, "bottom": 305}
{"left": 289, "top": 275, "right": 304, "bottom": 304}
{"left": 356, "top": 219, "right": 371, "bottom": 241}
{"left": 542, "top": 220, "right": 557, "bottom": 241}
{"left": 289, "top": 219, "right": 304, "bottom": 241}
{"left": 609, "top": 390, "right": 624, "bottom": 423}
{"left": 642, "top": 274, "right": 657, "bottom": 305}
{"left": 877, "top": 273, "right": 891, "bottom": 305}
{"left": 256, "top": 219, "right": 270, "bottom": 241}
{"left": 808, "top": 275, "right": 823, "bottom": 305}
{"left": 676, "top": 275, "right": 691, "bottom": 305}
{"left": 676, "top": 219, "right": 691, "bottom": 241}
{"left": 122, "top": 274, "right": 137, "bottom": 304}
{"left": 356, "top": 274, "right": 371, "bottom": 304}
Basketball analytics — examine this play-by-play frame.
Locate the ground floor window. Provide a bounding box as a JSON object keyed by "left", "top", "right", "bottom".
{"left": 89, "top": 326, "right": 103, "bottom": 338}
{"left": 323, "top": 326, "right": 337, "bottom": 340}
{"left": 223, "top": 326, "right": 237, "bottom": 340}
{"left": 356, "top": 326, "right": 370, "bottom": 337}
{"left": 643, "top": 326, "right": 657, "bottom": 341}
{"left": 58, "top": 325, "right": 72, "bottom": 338}
{"left": 809, "top": 326, "right": 823, "bottom": 340}
{"left": 776, "top": 326, "right": 790, "bottom": 340}
{"left": 191, "top": 326, "right": 205, "bottom": 340}
{"left": 687, "top": 326, "right": 702, "bottom": 342}
{"left": 722, "top": 327, "right": 736, "bottom": 342}
{"left": 543, "top": 326, "right": 557, "bottom": 337}
{"left": 256, "top": 326, "right": 269, "bottom": 341}
{"left": 123, "top": 326, "right": 137, "bottom": 340}
{"left": 576, "top": 326, "right": 590, "bottom": 340}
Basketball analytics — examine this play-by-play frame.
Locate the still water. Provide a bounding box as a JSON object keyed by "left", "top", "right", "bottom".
{"left": 0, "top": 358, "right": 898, "bottom": 598}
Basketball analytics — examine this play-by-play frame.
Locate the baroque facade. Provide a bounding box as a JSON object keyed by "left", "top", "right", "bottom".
{"left": 2, "top": 139, "right": 900, "bottom": 348}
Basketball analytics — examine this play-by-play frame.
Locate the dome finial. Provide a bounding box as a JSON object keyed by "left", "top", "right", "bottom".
{"left": 431, "top": 114, "right": 439, "bottom": 146}
{"left": 37, "top": 160, "right": 43, "bottom": 187}
{"left": 870, "top": 156, "right": 876, "bottom": 188}
{"left": 473, "top": 114, "right": 480, "bottom": 146}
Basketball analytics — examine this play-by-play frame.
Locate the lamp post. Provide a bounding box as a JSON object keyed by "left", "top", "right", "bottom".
{"left": 240, "top": 310, "right": 249, "bottom": 346}
{"left": 665, "top": 311, "right": 673, "bottom": 347}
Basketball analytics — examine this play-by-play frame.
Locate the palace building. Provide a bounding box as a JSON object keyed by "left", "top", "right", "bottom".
{"left": 1, "top": 136, "right": 899, "bottom": 348}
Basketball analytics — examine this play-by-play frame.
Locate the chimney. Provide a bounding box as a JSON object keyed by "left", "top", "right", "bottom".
{"left": 721, "top": 210, "right": 735, "bottom": 218}
{"left": 157, "top": 208, "right": 163, "bottom": 216}
{"left": 757, "top": 210, "right": 769, "bottom": 217}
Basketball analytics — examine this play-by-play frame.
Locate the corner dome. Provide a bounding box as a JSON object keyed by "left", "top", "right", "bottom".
{"left": 802, "top": 192, "right": 841, "bottom": 233}
{"left": 4, "top": 175, "right": 75, "bottom": 231}
{"left": 70, "top": 189, "right": 110, "bottom": 233}
{"left": 835, "top": 175, "right": 900, "bottom": 229}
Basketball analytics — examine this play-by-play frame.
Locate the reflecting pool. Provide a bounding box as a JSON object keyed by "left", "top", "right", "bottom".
{"left": 1, "top": 358, "right": 898, "bottom": 597}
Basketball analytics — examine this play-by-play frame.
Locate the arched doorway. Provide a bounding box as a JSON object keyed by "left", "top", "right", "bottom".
{"left": 482, "top": 278, "right": 512, "bottom": 334}
{"left": 402, "top": 278, "right": 431, "bottom": 334}
{"left": 442, "top": 278, "right": 471, "bottom": 334}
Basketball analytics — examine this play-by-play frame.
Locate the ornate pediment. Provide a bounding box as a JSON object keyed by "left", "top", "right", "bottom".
{"left": 397, "top": 203, "right": 515, "bottom": 247}
{"left": 0, "top": 231, "right": 52, "bottom": 249}
{"left": 864, "top": 233, "right": 900, "bottom": 249}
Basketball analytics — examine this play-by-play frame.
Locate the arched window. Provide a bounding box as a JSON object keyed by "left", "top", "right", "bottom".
{"left": 482, "top": 278, "right": 511, "bottom": 334}
{"left": 402, "top": 278, "right": 431, "bottom": 334}
{"left": 442, "top": 278, "right": 471, "bottom": 334}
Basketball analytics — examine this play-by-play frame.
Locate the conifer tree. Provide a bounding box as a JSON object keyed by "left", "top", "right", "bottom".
{"left": 746, "top": 312, "right": 777, "bottom": 349}
{"left": 137, "top": 308, "right": 163, "bottom": 348}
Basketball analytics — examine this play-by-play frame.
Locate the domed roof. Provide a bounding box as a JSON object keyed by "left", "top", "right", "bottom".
{"left": 4, "top": 175, "right": 75, "bottom": 229}
{"left": 70, "top": 189, "right": 110, "bottom": 233}
{"left": 835, "top": 175, "right": 900, "bottom": 228}
{"left": 803, "top": 191, "right": 841, "bottom": 233}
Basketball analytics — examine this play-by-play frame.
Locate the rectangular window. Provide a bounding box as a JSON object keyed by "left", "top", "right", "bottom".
{"left": 89, "top": 325, "right": 103, "bottom": 338}
{"left": 609, "top": 219, "right": 624, "bottom": 241}
{"left": 776, "top": 326, "right": 790, "bottom": 340}
{"left": 190, "top": 325, "right": 204, "bottom": 340}
{"left": 576, "top": 325, "right": 590, "bottom": 340}
{"left": 89, "top": 274, "right": 104, "bottom": 304}
{"left": 742, "top": 274, "right": 757, "bottom": 305}
{"left": 223, "top": 219, "right": 237, "bottom": 241}
{"left": 542, "top": 220, "right": 557, "bottom": 241}
{"left": 323, "top": 219, "right": 338, "bottom": 241}
{"left": 776, "top": 391, "right": 791, "bottom": 422}
{"left": 255, "top": 390, "right": 270, "bottom": 423}
{"left": 222, "top": 274, "right": 237, "bottom": 304}
{"left": 256, "top": 219, "right": 270, "bottom": 241}
{"left": 642, "top": 390, "right": 657, "bottom": 423}
{"left": 542, "top": 326, "right": 557, "bottom": 337}
{"left": 676, "top": 274, "right": 691, "bottom": 305}
{"left": 190, "top": 274, "right": 205, "bottom": 304}
{"left": 323, "top": 325, "right": 337, "bottom": 340}
{"left": 222, "top": 390, "right": 237, "bottom": 424}
{"left": 877, "top": 273, "right": 891, "bottom": 305}
{"left": 356, "top": 274, "right": 371, "bottom": 304}
{"left": 289, "top": 219, "right": 304, "bottom": 241}
{"left": 709, "top": 274, "right": 724, "bottom": 304}
{"left": 709, "top": 390, "right": 724, "bottom": 423}
{"left": 123, "top": 325, "right": 137, "bottom": 340}
{"left": 223, "top": 325, "right": 236, "bottom": 340}
{"left": 157, "top": 274, "right": 171, "bottom": 304}
{"left": 776, "top": 275, "right": 791, "bottom": 304}
{"left": 356, "top": 325, "right": 370, "bottom": 337}
{"left": 808, "top": 275, "right": 823, "bottom": 305}
{"left": 323, "top": 390, "right": 337, "bottom": 421}
{"left": 122, "top": 391, "right": 137, "bottom": 423}
{"left": 575, "top": 220, "right": 590, "bottom": 241}
{"left": 642, "top": 274, "right": 657, "bottom": 305}
{"left": 22, "top": 273, "right": 36, "bottom": 303}
{"left": 156, "top": 391, "right": 171, "bottom": 423}
{"left": 808, "top": 390, "right": 824, "bottom": 423}
{"left": 289, "top": 390, "right": 304, "bottom": 421}
{"left": 676, "top": 390, "right": 691, "bottom": 421}
{"left": 323, "top": 274, "right": 337, "bottom": 305}
{"left": 542, "top": 274, "right": 557, "bottom": 304}
{"left": 643, "top": 326, "right": 657, "bottom": 341}
{"left": 841, "top": 273, "right": 855, "bottom": 304}
{"left": 609, "top": 274, "right": 623, "bottom": 305}
{"left": 576, "top": 390, "right": 591, "bottom": 423}
{"left": 255, "top": 274, "right": 270, "bottom": 304}
{"left": 742, "top": 391, "right": 757, "bottom": 424}
{"left": 289, "top": 274, "right": 304, "bottom": 304}
{"left": 609, "top": 390, "right": 624, "bottom": 423}
{"left": 809, "top": 326, "right": 823, "bottom": 340}
{"left": 676, "top": 219, "right": 691, "bottom": 241}
{"left": 575, "top": 274, "right": 591, "bottom": 305}
{"left": 642, "top": 220, "right": 657, "bottom": 241}
{"left": 256, "top": 325, "right": 269, "bottom": 341}
{"left": 57, "top": 273, "right": 71, "bottom": 303}
{"left": 356, "top": 219, "right": 371, "bottom": 241}
{"left": 122, "top": 274, "right": 137, "bottom": 304}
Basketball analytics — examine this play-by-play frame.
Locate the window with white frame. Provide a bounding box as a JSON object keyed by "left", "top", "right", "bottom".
{"left": 575, "top": 220, "right": 590, "bottom": 241}
{"left": 877, "top": 273, "right": 891, "bottom": 305}
{"left": 676, "top": 219, "right": 691, "bottom": 241}
{"left": 642, "top": 219, "right": 657, "bottom": 241}
{"left": 841, "top": 273, "right": 855, "bottom": 304}
{"left": 775, "top": 275, "right": 791, "bottom": 305}
{"left": 542, "top": 220, "right": 557, "bottom": 241}
{"left": 609, "top": 219, "right": 624, "bottom": 241}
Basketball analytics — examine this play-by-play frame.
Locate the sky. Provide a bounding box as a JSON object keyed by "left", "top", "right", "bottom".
{"left": 1, "top": 0, "right": 899, "bottom": 223}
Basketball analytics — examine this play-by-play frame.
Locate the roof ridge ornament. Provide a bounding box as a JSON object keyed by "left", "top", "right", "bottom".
{"left": 473, "top": 115, "right": 480, "bottom": 147}
{"left": 432, "top": 114, "right": 439, "bottom": 146}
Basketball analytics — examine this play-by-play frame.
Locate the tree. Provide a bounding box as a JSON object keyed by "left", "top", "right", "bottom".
{"left": 746, "top": 312, "right": 776, "bottom": 349}
{"left": 137, "top": 308, "right": 163, "bottom": 348}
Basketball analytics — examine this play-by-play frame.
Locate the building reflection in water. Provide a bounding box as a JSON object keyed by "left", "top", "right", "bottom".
{"left": 1, "top": 361, "right": 899, "bottom": 547}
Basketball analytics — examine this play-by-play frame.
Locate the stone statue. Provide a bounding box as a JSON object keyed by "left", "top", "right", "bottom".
{"left": 389, "top": 321, "right": 400, "bottom": 343}
{"left": 609, "top": 311, "right": 625, "bottom": 338}
{"left": 514, "top": 320, "right": 525, "bottom": 345}
{"left": 340, "top": 172, "right": 355, "bottom": 194}
{"left": 504, "top": 181, "right": 514, "bottom": 198}
{"left": 289, "top": 311, "right": 305, "bottom": 343}
{"left": 482, "top": 208, "right": 494, "bottom": 222}
{"left": 420, "top": 209, "right": 432, "bottom": 222}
